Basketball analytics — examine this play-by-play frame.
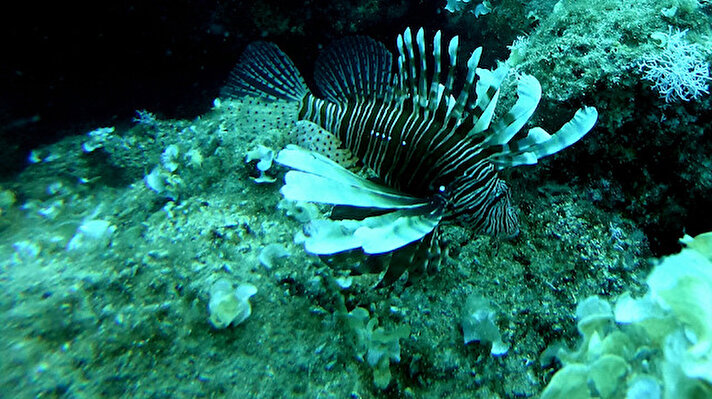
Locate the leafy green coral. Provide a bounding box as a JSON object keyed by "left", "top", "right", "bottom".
{"left": 541, "top": 232, "right": 712, "bottom": 399}
{"left": 345, "top": 307, "right": 411, "bottom": 389}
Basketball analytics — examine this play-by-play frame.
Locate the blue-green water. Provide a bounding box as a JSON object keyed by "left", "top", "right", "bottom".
{"left": 1, "top": 0, "right": 711, "bottom": 397}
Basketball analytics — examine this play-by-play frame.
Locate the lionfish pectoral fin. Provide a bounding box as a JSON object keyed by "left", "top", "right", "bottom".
{"left": 303, "top": 209, "right": 441, "bottom": 256}
{"left": 291, "top": 120, "right": 357, "bottom": 167}
{"left": 529, "top": 107, "right": 599, "bottom": 159}
{"left": 484, "top": 74, "right": 542, "bottom": 145}
{"left": 302, "top": 219, "right": 364, "bottom": 254}
{"left": 222, "top": 42, "right": 309, "bottom": 102}
{"left": 281, "top": 170, "right": 424, "bottom": 208}
{"left": 275, "top": 145, "right": 442, "bottom": 257}
{"left": 490, "top": 106, "right": 599, "bottom": 169}
{"left": 354, "top": 209, "right": 442, "bottom": 254}
{"left": 276, "top": 145, "right": 424, "bottom": 208}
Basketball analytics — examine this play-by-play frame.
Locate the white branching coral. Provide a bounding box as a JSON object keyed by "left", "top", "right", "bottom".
{"left": 639, "top": 28, "right": 710, "bottom": 102}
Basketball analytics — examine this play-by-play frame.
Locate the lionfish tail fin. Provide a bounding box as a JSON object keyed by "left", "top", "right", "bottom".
{"left": 490, "top": 106, "right": 598, "bottom": 168}
{"left": 222, "top": 42, "right": 309, "bottom": 102}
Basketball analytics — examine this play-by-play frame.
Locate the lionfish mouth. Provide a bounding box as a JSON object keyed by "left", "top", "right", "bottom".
{"left": 224, "top": 27, "right": 598, "bottom": 284}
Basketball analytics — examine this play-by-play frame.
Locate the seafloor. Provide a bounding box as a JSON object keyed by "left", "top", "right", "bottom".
{"left": 0, "top": 96, "right": 649, "bottom": 397}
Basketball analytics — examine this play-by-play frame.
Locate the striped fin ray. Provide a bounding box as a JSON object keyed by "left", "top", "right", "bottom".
{"left": 469, "top": 63, "right": 510, "bottom": 135}
{"left": 275, "top": 145, "right": 426, "bottom": 208}
{"left": 450, "top": 47, "right": 483, "bottom": 121}
{"left": 484, "top": 74, "right": 542, "bottom": 145}
{"left": 397, "top": 27, "right": 454, "bottom": 112}
{"left": 396, "top": 29, "right": 418, "bottom": 106}
{"left": 489, "top": 107, "right": 599, "bottom": 169}
{"left": 427, "top": 31, "right": 443, "bottom": 112}
{"left": 415, "top": 28, "right": 429, "bottom": 108}
{"left": 314, "top": 36, "right": 394, "bottom": 103}
{"left": 222, "top": 42, "right": 309, "bottom": 102}
{"left": 303, "top": 207, "right": 442, "bottom": 255}
{"left": 396, "top": 37, "right": 407, "bottom": 98}
{"left": 441, "top": 35, "right": 460, "bottom": 114}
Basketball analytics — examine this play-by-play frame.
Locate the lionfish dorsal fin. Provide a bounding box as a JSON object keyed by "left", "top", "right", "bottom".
{"left": 450, "top": 46, "right": 483, "bottom": 121}
{"left": 397, "top": 27, "right": 460, "bottom": 114}
{"left": 314, "top": 36, "right": 394, "bottom": 104}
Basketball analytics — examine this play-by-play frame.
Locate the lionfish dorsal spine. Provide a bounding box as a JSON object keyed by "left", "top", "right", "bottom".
{"left": 427, "top": 30, "right": 443, "bottom": 113}
{"left": 469, "top": 63, "right": 509, "bottom": 135}
{"left": 415, "top": 28, "right": 429, "bottom": 109}
{"left": 442, "top": 35, "right": 459, "bottom": 114}
{"left": 452, "top": 47, "right": 483, "bottom": 122}
{"left": 397, "top": 29, "right": 419, "bottom": 110}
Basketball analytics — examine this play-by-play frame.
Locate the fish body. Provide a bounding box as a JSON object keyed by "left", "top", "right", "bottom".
{"left": 224, "top": 27, "right": 597, "bottom": 283}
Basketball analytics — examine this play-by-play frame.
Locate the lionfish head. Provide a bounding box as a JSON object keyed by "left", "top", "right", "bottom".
{"left": 454, "top": 183, "right": 519, "bottom": 239}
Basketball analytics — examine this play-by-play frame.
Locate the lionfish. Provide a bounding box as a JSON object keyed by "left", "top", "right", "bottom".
{"left": 224, "top": 27, "right": 597, "bottom": 284}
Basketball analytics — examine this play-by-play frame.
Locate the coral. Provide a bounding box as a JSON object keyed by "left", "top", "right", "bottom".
{"left": 66, "top": 219, "right": 116, "bottom": 252}
{"left": 461, "top": 293, "right": 508, "bottom": 356}
{"left": 245, "top": 144, "right": 277, "bottom": 183}
{"left": 345, "top": 307, "right": 410, "bottom": 389}
{"left": 541, "top": 232, "right": 712, "bottom": 398}
{"left": 81, "top": 127, "right": 116, "bottom": 153}
{"left": 639, "top": 28, "right": 710, "bottom": 102}
{"left": 258, "top": 243, "right": 290, "bottom": 269}
{"left": 207, "top": 279, "right": 258, "bottom": 329}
